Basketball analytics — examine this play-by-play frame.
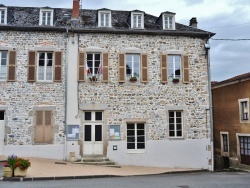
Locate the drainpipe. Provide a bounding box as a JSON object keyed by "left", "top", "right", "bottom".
{"left": 64, "top": 27, "right": 69, "bottom": 161}
{"left": 205, "top": 38, "right": 214, "bottom": 171}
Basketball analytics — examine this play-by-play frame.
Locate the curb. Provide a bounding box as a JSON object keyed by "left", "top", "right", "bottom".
{"left": 0, "top": 169, "right": 208, "bottom": 182}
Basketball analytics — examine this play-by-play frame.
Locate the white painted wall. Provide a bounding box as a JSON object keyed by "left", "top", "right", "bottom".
{"left": 65, "top": 35, "right": 81, "bottom": 159}
{"left": 0, "top": 120, "right": 4, "bottom": 156}
{"left": 107, "top": 139, "right": 211, "bottom": 169}
{"left": 4, "top": 145, "right": 64, "bottom": 160}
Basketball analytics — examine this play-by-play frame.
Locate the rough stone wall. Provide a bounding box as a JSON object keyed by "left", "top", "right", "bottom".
{"left": 78, "top": 33, "right": 210, "bottom": 141}
{"left": 0, "top": 31, "right": 66, "bottom": 145}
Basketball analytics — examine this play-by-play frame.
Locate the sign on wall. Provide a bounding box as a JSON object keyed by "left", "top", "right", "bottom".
{"left": 109, "top": 125, "right": 121, "bottom": 140}
{"left": 67, "top": 125, "right": 79, "bottom": 140}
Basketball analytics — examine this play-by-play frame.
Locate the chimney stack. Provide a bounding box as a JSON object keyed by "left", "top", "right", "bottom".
{"left": 189, "top": 17, "right": 198, "bottom": 28}
{"left": 72, "top": 0, "right": 80, "bottom": 19}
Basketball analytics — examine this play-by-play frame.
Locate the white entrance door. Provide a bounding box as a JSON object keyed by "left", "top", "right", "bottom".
{"left": 0, "top": 111, "right": 5, "bottom": 156}
{"left": 83, "top": 124, "right": 103, "bottom": 155}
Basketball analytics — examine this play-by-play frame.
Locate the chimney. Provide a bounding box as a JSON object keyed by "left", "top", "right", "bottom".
{"left": 72, "top": 0, "right": 80, "bottom": 19}
{"left": 189, "top": 17, "right": 198, "bottom": 28}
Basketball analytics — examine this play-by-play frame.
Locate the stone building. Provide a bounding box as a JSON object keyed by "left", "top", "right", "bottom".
{"left": 0, "top": 0, "right": 215, "bottom": 169}
{"left": 212, "top": 73, "right": 250, "bottom": 170}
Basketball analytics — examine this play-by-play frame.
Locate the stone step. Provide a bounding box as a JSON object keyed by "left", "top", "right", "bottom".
{"left": 73, "top": 155, "right": 120, "bottom": 167}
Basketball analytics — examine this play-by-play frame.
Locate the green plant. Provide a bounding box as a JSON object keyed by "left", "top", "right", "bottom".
{"left": 172, "top": 77, "right": 179, "bottom": 82}
{"left": 89, "top": 75, "right": 98, "bottom": 81}
{"left": 129, "top": 76, "right": 137, "bottom": 82}
{"left": 14, "top": 158, "right": 31, "bottom": 170}
{"left": 7, "top": 154, "right": 17, "bottom": 169}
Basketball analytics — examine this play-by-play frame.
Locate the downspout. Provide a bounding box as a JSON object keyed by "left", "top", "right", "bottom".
{"left": 206, "top": 37, "right": 214, "bottom": 171}
{"left": 64, "top": 27, "right": 69, "bottom": 161}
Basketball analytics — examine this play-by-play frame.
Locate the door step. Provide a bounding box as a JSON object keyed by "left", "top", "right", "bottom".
{"left": 73, "top": 155, "right": 120, "bottom": 168}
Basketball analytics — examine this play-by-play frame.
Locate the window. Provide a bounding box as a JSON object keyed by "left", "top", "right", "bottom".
{"left": 28, "top": 51, "right": 62, "bottom": 82}
{"left": 241, "top": 101, "right": 248, "bottom": 120}
{"left": 131, "top": 12, "right": 144, "bottom": 29}
{"left": 163, "top": 14, "right": 175, "bottom": 30}
{"left": 0, "top": 8, "right": 7, "bottom": 24}
{"left": 118, "top": 53, "right": 148, "bottom": 83}
{"left": 39, "top": 9, "right": 53, "bottom": 26}
{"left": 0, "top": 50, "right": 16, "bottom": 82}
{"left": 164, "top": 16, "right": 173, "bottom": 29}
{"left": 222, "top": 134, "right": 229, "bottom": 152}
{"left": 98, "top": 11, "right": 111, "bottom": 27}
{"left": 127, "top": 123, "right": 145, "bottom": 151}
{"left": 239, "top": 99, "right": 249, "bottom": 122}
{"left": 126, "top": 54, "right": 140, "bottom": 80}
{"left": 37, "top": 52, "right": 53, "bottom": 81}
{"left": 34, "top": 111, "right": 52, "bottom": 143}
{"left": 84, "top": 111, "right": 103, "bottom": 121}
{"left": 0, "top": 51, "right": 7, "bottom": 81}
{"left": 168, "top": 55, "right": 181, "bottom": 80}
{"left": 86, "top": 53, "right": 102, "bottom": 78}
{"left": 169, "top": 111, "right": 183, "bottom": 138}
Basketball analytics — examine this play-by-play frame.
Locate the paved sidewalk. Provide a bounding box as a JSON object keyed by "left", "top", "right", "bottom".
{"left": 0, "top": 156, "right": 205, "bottom": 181}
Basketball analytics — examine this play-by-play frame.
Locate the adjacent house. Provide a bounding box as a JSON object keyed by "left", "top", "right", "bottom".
{"left": 212, "top": 72, "right": 250, "bottom": 170}
{"left": 0, "top": 0, "right": 215, "bottom": 170}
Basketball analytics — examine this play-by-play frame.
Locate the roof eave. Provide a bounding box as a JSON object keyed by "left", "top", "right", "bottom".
{"left": 0, "top": 25, "right": 215, "bottom": 37}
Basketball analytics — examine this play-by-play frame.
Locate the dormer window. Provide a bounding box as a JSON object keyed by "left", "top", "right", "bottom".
{"left": 162, "top": 13, "right": 175, "bottom": 30}
{"left": 0, "top": 7, "right": 7, "bottom": 24}
{"left": 39, "top": 9, "right": 54, "bottom": 26}
{"left": 98, "top": 10, "right": 111, "bottom": 27}
{"left": 131, "top": 12, "right": 144, "bottom": 29}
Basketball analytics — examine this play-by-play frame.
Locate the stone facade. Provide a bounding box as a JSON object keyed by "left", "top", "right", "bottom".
{"left": 78, "top": 33, "right": 210, "bottom": 141}
{"left": 0, "top": 31, "right": 66, "bottom": 146}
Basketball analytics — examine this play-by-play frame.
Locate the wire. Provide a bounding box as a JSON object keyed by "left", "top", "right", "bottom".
{"left": 211, "top": 38, "right": 250, "bottom": 41}
{"left": 204, "top": 22, "right": 250, "bottom": 29}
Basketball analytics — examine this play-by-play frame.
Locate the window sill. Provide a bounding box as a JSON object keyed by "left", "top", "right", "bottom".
{"left": 169, "top": 137, "right": 184, "bottom": 140}
{"left": 127, "top": 150, "right": 146, "bottom": 154}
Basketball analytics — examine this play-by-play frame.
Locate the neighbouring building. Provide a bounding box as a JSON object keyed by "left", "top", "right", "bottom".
{"left": 212, "top": 72, "right": 250, "bottom": 170}
{"left": 0, "top": 0, "right": 215, "bottom": 170}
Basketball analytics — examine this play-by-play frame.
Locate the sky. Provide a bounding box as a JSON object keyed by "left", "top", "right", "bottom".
{"left": 1, "top": 0, "right": 250, "bottom": 81}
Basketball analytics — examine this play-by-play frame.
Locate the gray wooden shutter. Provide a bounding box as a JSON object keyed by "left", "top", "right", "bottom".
{"left": 141, "top": 53, "right": 148, "bottom": 83}
{"left": 7, "top": 50, "right": 17, "bottom": 82}
{"left": 78, "top": 52, "right": 85, "bottom": 82}
{"left": 182, "top": 55, "right": 190, "bottom": 83}
{"left": 118, "top": 53, "right": 126, "bottom": 82}
{"left": 54, "top": 51, "right": 62, "bottom": 82}
{"left": 28, "top": 51, "right": 36, "bottom": 82}
{"left": 102, "top": 53, "right": 109, "bottom": 82}
{"left": 161, "top": 54, "right": 168, "bottom": 83}
{"left": 44, "top": 111, "right": 52, "bottom": 144}
{"left": 35, "top": 111, "right": 44, "bottom": 143}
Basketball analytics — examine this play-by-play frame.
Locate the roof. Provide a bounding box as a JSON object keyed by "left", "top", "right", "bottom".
{"left": 212, "top": 72, "right": 250, "bottom": 88}
{"left": 0, "top": 6, "right": 215, "bottom": 37}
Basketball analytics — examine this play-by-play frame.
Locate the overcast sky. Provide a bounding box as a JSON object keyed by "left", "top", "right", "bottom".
{"left": 1, "top": 0, "right": 250, "bottom": 81}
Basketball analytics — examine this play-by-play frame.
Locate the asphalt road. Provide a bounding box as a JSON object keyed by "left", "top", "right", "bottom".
{"left": 0, "top": 172, "right": 250, "bottom": 188}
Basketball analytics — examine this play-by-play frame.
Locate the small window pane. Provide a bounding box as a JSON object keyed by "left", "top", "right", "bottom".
{"left": 137, "top": 135, "right": 145, "bottom": 142}
{"left": 127, "top": 130, "right": 135, "bottom": 136}
{"left": 137, "top": 143, "right": 145, "bottom": 149}
{"left": 0, "top": 111, "right": 4, "bottom": 120}
{"left": 127, "top": 136, "right": 135, "bottom": 142}
{"left": 127, "top": 124, "right": 135, "bottom": 129}
{"left": 85, "top": 112, "right": 91, "bottom": 121}
{"left": 95, "top": 112, "right": 102, "bottom": 121}
{"left": 169, "top": 131, "right": 175, "bottom": 137}
{"left": 127, "top": 143, "right": 135, "bottom": 149}
{"left": 95, "top": 125, "right": 102, "bottom": 141}
{"left": 137, "top": 123, "right": 144, "bottom": 129}
{"left": 84, "top": 125, "right": 91, "bottom": 141}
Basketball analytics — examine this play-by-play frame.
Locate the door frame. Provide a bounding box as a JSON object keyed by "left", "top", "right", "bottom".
{"left": 83, "top": 123, "right": 103, "bottom": 155}
{"left": 0, "top": 110, "right": 5, "bottom": 156}
{"left": 236, "top": 133, "right": 250, "bottom": 165}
